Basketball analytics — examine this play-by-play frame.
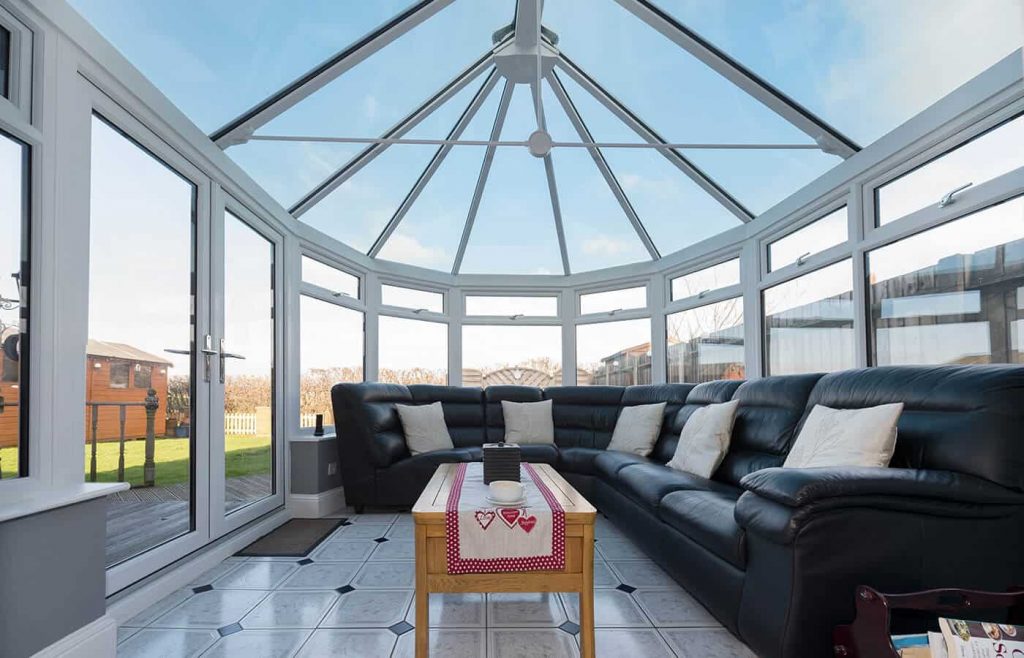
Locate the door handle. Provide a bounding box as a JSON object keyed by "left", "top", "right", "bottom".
{"left": 218, "top": 339, "right": 245, "bottom": 383}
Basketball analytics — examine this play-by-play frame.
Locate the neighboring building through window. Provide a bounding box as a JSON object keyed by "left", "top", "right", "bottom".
{"left": 576, "top": 318, "right": 651, "bottom": 386}
{"left": 868, "top": 195, "right": 1024, "bottom": 366}
{"left": 667, "top": 298, "right": 744, "bottom": 383}
{"left": 670, "top": 259, "right": 740, "bottom": 301}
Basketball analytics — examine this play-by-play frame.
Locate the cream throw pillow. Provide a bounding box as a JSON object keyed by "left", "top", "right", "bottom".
{"left": 667, "top": 400, "right": 740, "bottom": 478}
{"left": 502, "top": 399, "right": 555, "bottom": 445}
{"left": 607, "top": 402, "right": 667, "bottom": 457}
{"left": 395, "top": 402, "right": 454, "bottom": 456}
{"left": 784, "top": 403, "right": 904, "bottom": 469}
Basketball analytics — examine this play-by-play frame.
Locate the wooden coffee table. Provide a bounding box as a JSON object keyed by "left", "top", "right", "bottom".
{"left": 412, "top": 462, "right": 597, "bottom": 658}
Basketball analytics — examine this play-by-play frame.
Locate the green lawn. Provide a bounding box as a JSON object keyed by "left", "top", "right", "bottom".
{"left": 0, "top": 435, "right": 272, "bottom": 486}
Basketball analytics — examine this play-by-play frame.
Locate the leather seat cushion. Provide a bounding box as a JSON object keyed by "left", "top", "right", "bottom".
{"left": 616, "top": 463, "right": 739, "bottom": 510}
{"left": 658, "top": 489, "right": 746, "bottom": 569}
{"left": 558, "top": 447, "right": 605, "bottom": 474}
{"left": 517, "top": 444, "right": 559, "bottom": 465}
{"left": 375, "top": 448, "right": 480, "bottom": 504}
{"left": 594, "top": 451, "right": 653, "bottom": 482}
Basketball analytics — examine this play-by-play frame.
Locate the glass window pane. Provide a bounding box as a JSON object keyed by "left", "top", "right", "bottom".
{"left": 667, "top": 298, "right": 744, "bottom": 384}
{"left": 464, "top": 296, "right": 558, "bottom": 317}
{"left": 580, "top": 286, "right": 647, "bottom": 315}
{"left": 763, "top": 260, "right": 854, "bottom": 375}
{"left": 300, "top": 296, "right": 363, "bottom": 429}
{"left": 877, "top": 114, "right": 1024, "bottom": 225}
{"left": 222, "top": 211, "right": 275, "bottom": 514}
{"left": 378, "top": 315, "right": 447, "bottom": 385}
{"left": 0, "top": 130, "right": 27, "bottom": 480}
{"left": 868, "top": 195, "right": 1024, "bottom": 366}
{"left": 462, "top": 325, "right": 562, "bottom": 387}
{"left": 88, "top": 115, "right": 196, "bottom": 566}
{"left": 381, "top": 284, "right": 443, "bottom": 313}
{"left": 576, "top": 318, "right": 651, "bottom": 386}
{"left": 301, "top": 255, "right": 359, "bottom": 298}
{"left": 671, "top": 259, "right": 740, "bottom": 301}
{"left": 0, "top": 25, "right": 10, "bottom": 100}
{"left": 768, "top": 206, "right": 848, "bottom": 272}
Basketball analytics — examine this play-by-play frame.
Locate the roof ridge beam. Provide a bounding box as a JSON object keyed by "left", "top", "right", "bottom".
{"left": 289, "top": 49, "right": 496, "bottom": 218}
{"left": 546, "top": 70, "right": 659, "bottom": 259}
{"left": 610, "top": 0, "right": 860, "bottom": 157}
{"left": 210, "top": 0, "right": 456, "bottom": 147}
{"left": 556, "top": 53, "right": 754, "bottom": 223}
{"left": 368, "top": 68, "right": 501, "bottom": 258}
{"left": 452, "top": 80, "right": 516, "bottom": 275}
{"left": 530, "top": 81, "right": 572, "bottom": 275}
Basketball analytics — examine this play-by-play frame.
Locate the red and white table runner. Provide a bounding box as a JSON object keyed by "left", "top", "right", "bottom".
{"left": 445, "top": 462, "right": 566, "bottom": 574}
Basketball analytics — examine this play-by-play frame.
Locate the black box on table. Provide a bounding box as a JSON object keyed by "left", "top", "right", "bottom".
{"left": 483, "top": 442, "right": 521, "bottom": 484}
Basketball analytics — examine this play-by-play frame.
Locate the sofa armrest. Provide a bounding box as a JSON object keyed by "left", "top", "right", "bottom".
{"left": 739, "top": 467, "right": 1024, "bottom": 508}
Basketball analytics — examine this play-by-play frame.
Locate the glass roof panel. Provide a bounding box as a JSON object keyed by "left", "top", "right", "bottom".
{"left": 541, "top": 83, "right": 650, "bottom": 271}
{"left": 459, "top": 85, "right": 565, "bottom": 275}
{"left": 556, "top": 74, "right": 744, "bottom": 254}
{"left": 544, "top": 0, "right": 816, "bottom": 145}
{"left": 653, "top": 0, "right": 1024, "bottom": 145}
{"left": 67, "top": 1, "right": 455, "bottom": 133}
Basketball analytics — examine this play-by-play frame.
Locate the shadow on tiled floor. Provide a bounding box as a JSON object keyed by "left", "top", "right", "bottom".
{"left": 116, "top": 510, "right": 756, "bottom": 657}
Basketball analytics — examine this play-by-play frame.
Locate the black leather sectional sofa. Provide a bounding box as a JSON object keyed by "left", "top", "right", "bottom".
{"left": 331, "top": 365, "right": 1024, "bottom": 657}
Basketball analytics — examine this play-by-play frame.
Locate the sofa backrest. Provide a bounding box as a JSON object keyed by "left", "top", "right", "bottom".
{"left": 545, "top": 386, "right": 624, "bottom": 448}
{"left": 409, "top": 385, "right": 485, "bottom": 448}
{"left": 715, "top": 374, "right": 823, "bottom": 486}
{"left": 800, "top": 365, "right": 1024, "bottom": 491}
{"left": 483, "top": 385, "right": 543, "bottom": 443}
{"left": 621, "top": 384, "right": 695, "bottom": 459}
{"left": 650, "top": 380, "right": 742, "bottom": 463}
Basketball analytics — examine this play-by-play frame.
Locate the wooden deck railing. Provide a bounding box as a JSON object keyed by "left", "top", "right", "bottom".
{"left": 87, "top": 388, "right": 160, "bottom": 485}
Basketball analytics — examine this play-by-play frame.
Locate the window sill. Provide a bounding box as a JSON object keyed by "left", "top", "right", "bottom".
{"left": 290, "top": 431, "right": 337, "bottom": 443}
{"left": 0, "top": 481, "right": 129, "bottom": 524}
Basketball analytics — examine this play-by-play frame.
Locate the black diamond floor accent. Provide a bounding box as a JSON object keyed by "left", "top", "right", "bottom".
{"left": 374, "top": 537, "right": 389, "bottom": 543}
{"left": 218, "top": 623, "right": 242, "bottom": 637}
{"left": 559, "top": 621, "right": 581, "bottom": 635}
{"left": 191, "top": 584, "right": 213, "bottom": 594}
{"left": 297, "top": 558, "right": 314, "bottom": 565}
{"left": 616, "top": 583, "right": 637, "bottom": 594}
{"left": 388, "top": 621, "right": 414, "bottom": 636}
{"left": 336, "top": 585, "right": 355, "bottom": 595}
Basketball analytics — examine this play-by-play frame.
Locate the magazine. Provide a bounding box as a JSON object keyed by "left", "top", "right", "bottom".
{"left": 889, "top": 619, "right": 1023, "bottom": 657}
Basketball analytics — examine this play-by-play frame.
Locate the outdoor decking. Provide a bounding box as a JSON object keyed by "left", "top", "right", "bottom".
{"left": 105, "top": 474, "right": 272, "bottom": 566}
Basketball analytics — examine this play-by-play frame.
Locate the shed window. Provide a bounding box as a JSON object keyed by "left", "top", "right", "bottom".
{"left": 109, "top": 361, "right": 129, "bottom": 388}
{"left": 134, "top": 364, "right": 152, "bottom": 389}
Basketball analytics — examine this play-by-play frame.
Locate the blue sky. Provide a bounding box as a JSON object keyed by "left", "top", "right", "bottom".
{"left": 69, "top": 0, "right": 1023, "bottom": 274}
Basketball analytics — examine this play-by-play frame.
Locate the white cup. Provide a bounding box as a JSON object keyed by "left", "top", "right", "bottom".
{"left": 489, "top": 480, "right": 524, "bottom": 502}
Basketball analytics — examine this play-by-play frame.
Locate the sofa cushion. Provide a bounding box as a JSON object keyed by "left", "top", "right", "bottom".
{"left": 558, "top": 447, "right": 605, "bottom": 474}
{"left": 594, "top": 450, "right": 653, "bottom": 481}
{"left": 395, "top": 402, "right": 453, "bottom": 455}
{"left": 485, "top": 386, "right": 543, "bottom": 443}
{"left": 616, "top": 463, "right": 736, "bottom": 510}
{"left": 409, "top": 385, "right": 484, "bottom": 448}
{"left": 517, "top": 443, "right": 559, "bottom": 465}
{"left": 651, "top": 380, "right": 743, "bottom": 464}
{"left": 544, "top": 386, "right": 623, "bottom": 448}
{"left": 502, "top": 399, "right": 555, "bottom": 444}
{"left": 375, "top": 447, "right": 480, "bottom": 505}
{"left": 715, "top": 374, "right": 823, "bottom": 486}
{"left": 607, "top": 402, "right": 667, "bottom": 457}
{"left": 659, "top": 489, "right": 746, "bottom": 568}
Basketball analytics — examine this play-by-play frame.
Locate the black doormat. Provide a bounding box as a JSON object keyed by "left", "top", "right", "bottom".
{"left": 236, "top": 518, "right": 346, "bottom": 557}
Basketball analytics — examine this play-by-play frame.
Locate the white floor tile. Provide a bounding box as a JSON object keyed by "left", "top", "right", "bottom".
{"left": 351, "top": 561, "right": 416, "bottom": 589}
{"left": 393, "top": 629, "right": 486, "bottom": 658}
{"left": 201, "top": 629, "right": 311, "bottom": 658}
{"left": 123, "top": 588, "right": 194, "bottom": 627}
{"left": 385, "top": 524, "right": 414, "bottom": 539}
{"left": 116, "top": 626, "right": 142, "bottom": 644}
{"left": 212, "top": 561, "right": 297, "bottom": 590}
{"left": 150, "top": 590, "right": 269, "bottom": 629}
{"left": 594, "top": 539, "right": 648, "bottom": 560}
{"left": 311, "top": 540, "right": 377, "bottom": 562}
{"left": 405, "top": 593, "right": 486, "bottom": 628}
{"left": 606, "top": 559, "right": 677, "bottom": 588}
{"left": 333, "top": 523, "right": 392, "bottom": 539}
{"left": 660, "top": 627, "right": 757, "bottom": 657}
{"left": 241, "top": 591, "right": 338, "bottom": 629}
{"left": 561, "top": 589, "right": 650, "bottom": 628}
{"left": 188, "top": 561, "right": 245, "bottom": 587}
{"left": 278, "top": 562, "right": 361, "bottom": 590}
{"left": 632, "top": 588, "right": 718, "bottom": 627}
{"left": 116, "top": 628, "right": 219, "bottom": 658}
{"left": 487, "top": 628, "right": 578, "bottom": 658}
{"left": 293, "top": 629, "right": 397, "bottom": 658}
{"left": 368, "top": 539, "right": 415, "bottom": 561}
{"left": 587, "top": 628, "right": 675, "bottom": 657}
{"left": 487, "top": 593, "right": 567, "bottom": 627}
{"left": 318, "top": 589, "right": 414, "bottom": 627}
{"left": 349, "top": 513, "right": 398, "bottom": 524}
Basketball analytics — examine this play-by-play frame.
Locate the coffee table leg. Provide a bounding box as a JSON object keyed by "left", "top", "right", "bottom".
{"left": 580, "top": 522, "right": 596, "bottom": 658}
{"left": 415, "top": 522, "right": 429, "bottom": 657}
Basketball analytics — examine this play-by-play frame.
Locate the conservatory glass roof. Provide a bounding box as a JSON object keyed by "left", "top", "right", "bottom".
{"left": 71, "top": 0, "right": 1024, "bottom": 275}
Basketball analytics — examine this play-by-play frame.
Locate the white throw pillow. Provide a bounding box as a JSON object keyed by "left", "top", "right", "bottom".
{"left": 501, "top": 399, "right": 555, "bottom": 445}
{"left": 395, "top": 402, "right": 454, "bottom": 456}
{"left": 784, "top": 403, "right": 903, "bottom": 469}
{"left": 667, "top": 400, "right": 740, "bottom": 479}
{"left": 607, "top": 402, "right": 667, "bottom": 457}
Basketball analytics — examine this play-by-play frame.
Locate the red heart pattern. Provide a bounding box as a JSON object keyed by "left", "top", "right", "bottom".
{"left": 474, "top": 510, "right": 495, "bottom": 530}
{"left": 518, "top": 515, "right": 538, "bottom": 533}
{"left": 498, "top": 507, "right": 521, "bottom": 528}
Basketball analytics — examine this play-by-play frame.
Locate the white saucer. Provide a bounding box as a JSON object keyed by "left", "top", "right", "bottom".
{"left": 485, "top": 495, "right": 527, "bottom": 508}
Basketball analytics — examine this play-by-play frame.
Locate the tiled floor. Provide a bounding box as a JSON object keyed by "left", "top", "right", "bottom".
{"left": 117, "top": 512, "right": 756, "bottom": 657}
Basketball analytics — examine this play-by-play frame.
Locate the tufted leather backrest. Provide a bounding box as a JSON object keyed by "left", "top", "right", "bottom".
{"left": 715, "top": 374, "right": 823, "bottom": 486}
{"left": 332, "top": 382, "right": 415, "bottom": 469}
{"left": 622, "top": 384, "right": 696, "bottom": 461}
{"left": 800, "top": 365, "right": 1024, "bottom": 491}
{"left": 483, "top": 386, "right": 544, "bottom": 442}
{"left": 650, "top": 380, "right": 743, "bottom": 463}
{"left": 543, "top": 386, "right": 625, "bottom": 448}
{"left": 409, "top": 385, "right": 485, "bottom": 448}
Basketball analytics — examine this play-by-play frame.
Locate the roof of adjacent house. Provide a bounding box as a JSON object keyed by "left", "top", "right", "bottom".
{"left": 86, "top": 339, "right": 174, "bottom": 366}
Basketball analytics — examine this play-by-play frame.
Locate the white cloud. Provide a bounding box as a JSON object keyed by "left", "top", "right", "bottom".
{"left": 363, "top": 94, "right": 379, "bottom": 120}
{"left": 582, "top": 234, "right": 634, "bottom": 256}
{"left": 378, "top": 234, "right": 448, "bottom": 269}
{"left": 824, "top": 0, "right": 1024, "bottom": 141}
